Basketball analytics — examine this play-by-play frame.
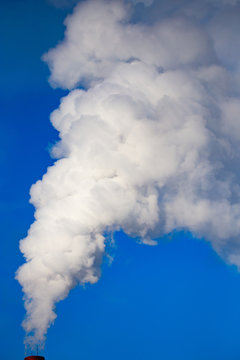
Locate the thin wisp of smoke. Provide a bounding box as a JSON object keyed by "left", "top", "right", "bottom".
{"left": 16, "top": 0, "right": 240, "bottom": 348}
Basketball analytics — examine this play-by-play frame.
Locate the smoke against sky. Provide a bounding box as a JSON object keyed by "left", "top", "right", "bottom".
{"left": 16, "top": 0, "right": 240, "bottom": 348}
{"left": 48, "top": 0, "right": 153, "bottom": 9}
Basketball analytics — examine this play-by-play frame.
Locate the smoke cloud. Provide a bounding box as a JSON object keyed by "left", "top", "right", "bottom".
{"left": 17, "top": 0, "right": 240, "bottom": 348}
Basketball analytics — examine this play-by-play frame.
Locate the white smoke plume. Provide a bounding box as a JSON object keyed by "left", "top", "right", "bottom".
{"left": 16, "top": 0, "right": 240, "bottom": 348}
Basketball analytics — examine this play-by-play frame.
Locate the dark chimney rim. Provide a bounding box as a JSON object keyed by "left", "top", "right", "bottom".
{"left": 24, "top": 356, "right": 45, "bottom": 360}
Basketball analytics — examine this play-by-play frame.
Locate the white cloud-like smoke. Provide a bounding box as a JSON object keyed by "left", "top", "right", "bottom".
{"left": 17, "top": 0, "right": 240, "bottom": 348}
{"left": 48, "top": 0, "right": 153, "bottom": 9}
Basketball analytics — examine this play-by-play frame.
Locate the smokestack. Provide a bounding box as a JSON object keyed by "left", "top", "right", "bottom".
{"left": 24, "top": 357, "right": 45, "bottom": 360}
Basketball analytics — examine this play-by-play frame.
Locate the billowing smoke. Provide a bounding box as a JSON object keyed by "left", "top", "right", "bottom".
{"left": 16, "top": 0, "right": 240, "bottom": 348}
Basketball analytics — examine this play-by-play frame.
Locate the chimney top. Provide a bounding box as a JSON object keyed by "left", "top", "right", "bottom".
{"left": 24, "top": 356, "right": 45, "bottom": 360}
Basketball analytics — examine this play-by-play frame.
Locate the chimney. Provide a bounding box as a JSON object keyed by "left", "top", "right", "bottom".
{"left": 25, "top": 357, "right": 45, "bottom": 360}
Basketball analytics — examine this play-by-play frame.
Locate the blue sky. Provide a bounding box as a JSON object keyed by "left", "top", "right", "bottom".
{"left": 2, "top": 1, "right": 240, "bottom": 360}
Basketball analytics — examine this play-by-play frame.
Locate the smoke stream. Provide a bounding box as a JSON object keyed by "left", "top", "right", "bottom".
{"left": 17, "top": 0, "right": 240, "bottom": 348}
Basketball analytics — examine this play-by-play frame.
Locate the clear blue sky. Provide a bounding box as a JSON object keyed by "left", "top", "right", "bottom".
{"left": 1, "top": 1, "right": 240, "bottom": 360}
